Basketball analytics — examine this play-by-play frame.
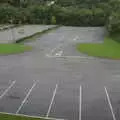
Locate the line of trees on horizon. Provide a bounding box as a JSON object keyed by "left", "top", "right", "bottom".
{"left": 0, "top": 0, "right": 120, "bottom": 34}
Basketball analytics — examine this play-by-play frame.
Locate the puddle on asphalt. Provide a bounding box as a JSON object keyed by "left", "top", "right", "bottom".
{"left": 8, "top": 95, "right": 20, "bottom": 99}
{"left": 7, "top": 94, "right": 21, "bottom": 100}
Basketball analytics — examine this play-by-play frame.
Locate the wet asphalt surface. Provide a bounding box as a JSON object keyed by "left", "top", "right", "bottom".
{"left": 0, "top": 25, "right": 55, "bottom": 43}
{"left": 0, "top": 26, "right": 120, "bottom": 120}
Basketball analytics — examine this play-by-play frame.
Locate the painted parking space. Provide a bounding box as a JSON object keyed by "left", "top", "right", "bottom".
{"left": 0, "top": 80, "right": 117, "bottom": 120}
{"left": 100, "top": 59, "right": 120, "bottom": 120}
{"left": 82, "top": 85, "right": 113, "bottom": 120}
{"left": 0, "top": 26, "right": 119, "bottom": 120}
{"left": 49, "top": 83, "right": 80, "bottom": 120}
{"left": 19, "top": 83, "right": 56, "bottom": 117}
{"left": 0, "top": 80, "right": 14, "bottom": 96}
{"left": 105, "top": 82, "right": 120, "bottom": 120}
{"left": 0, "top": 80, "right": 34, "bottom": 113}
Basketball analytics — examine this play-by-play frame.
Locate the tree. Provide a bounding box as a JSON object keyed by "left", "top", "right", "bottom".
{"left": 56, "top": 0, "right": 77, "bottom": 6}
{"left": 109, "top": 0, "right": 120, "bottom": 12}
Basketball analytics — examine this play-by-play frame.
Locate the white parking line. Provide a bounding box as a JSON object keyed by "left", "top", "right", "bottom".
{"left": 79, "top": 85, "right": 82, "bottom": 120}
{"left": 0, "top": 80, "right": 16, "bottom": 99}
{"left": 104, "top": 86, "right": 116, "bottom": 120}
{"left": 16, "top": 81, "right": 37, "bottom": 114}
{"left": 46, "top": 84, "right": 58, "bottom": 118}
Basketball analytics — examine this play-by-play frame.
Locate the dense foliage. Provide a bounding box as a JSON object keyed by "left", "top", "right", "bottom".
{"left": 106, "top": 0, "right": 120, "bottom": 35}
{"left": 0, "top": 0, "right": 120, "bottom": 33}
{"left": 0, "top": 4, "right": 107, "bottom": 26}
{"left": 107, "top": 12, "right": 120, "bottom": 33}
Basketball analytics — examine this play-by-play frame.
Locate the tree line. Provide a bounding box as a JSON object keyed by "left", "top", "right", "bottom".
{"left": 0, "top": 0, "right": 120, "bottom": 34}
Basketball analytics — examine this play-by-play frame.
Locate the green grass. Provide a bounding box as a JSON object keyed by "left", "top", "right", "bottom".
{"left": 0, "top": 113, "right": 49, "bottom": 120}
{"left": 0, "top": 44, "right": 32, "bottom": 55}
{"left": 0, "top": 26, "right": 60, "bottom": 55}
{"left": 76, "top": 35, "right": 120, "bottom": 59}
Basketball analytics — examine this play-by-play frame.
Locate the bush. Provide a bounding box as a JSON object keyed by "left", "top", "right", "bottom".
{"left": 51, "top": 16, "right": 56, "bottom": 24}
{"left": 0, "top": 5, "right": 18, "bottom": 23}
{"left": 27, "top": 5, "right": 52, "bottom": 24}
{"left": 0, "top": 5, "right": 53, "bottom": 24}
{"left": 91, "top": 8, "right": 106, "bottom": 26}
{"left": 107, "top": 12, "right": 120, "bottom": 34}
{"left": 0, "top": 4, "right": 108, "bottom": 26}
{"left": 53, "top": 6, "right": 105, "bottom": 26}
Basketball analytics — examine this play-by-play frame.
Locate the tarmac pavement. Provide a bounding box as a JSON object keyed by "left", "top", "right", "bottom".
{"left": 0, "top": 26, "right": 119, "bottom": 120}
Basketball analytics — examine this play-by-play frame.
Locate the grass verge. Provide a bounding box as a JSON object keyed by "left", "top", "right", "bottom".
{"left": 0, "top": 113, "right": 50, "bottom": 120}
{"left": 76, "top": 34, "right": 120, "bottom": 59}
{"left": 16, "top": 25, "right": 60, "bottom": 43}
{"left": 0, "top": 44, "right": 32, "bottom": 55}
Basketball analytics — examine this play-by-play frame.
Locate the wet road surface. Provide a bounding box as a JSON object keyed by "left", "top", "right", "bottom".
{"left": 0, "top": 26, "right": 119, "bottom": 120}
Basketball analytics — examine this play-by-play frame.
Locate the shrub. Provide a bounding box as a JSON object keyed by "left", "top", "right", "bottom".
{"left": 0, "top": 4, "right": 110, "bottom": 27}
{"left": 0, "top": 5, "right": 18, "bottom": 23}
{"left": 53, "top": 6, "right": 105, "bottom": 26}
{"left": 91, "top": 8, "right": 106, "bottom": 26}
{"left": 107, "top": 12, "right": 120, "bottom": 34}
{"left": 51, "top": 16, "right": 56, "bottom": 24}
{"left": 27, "top": 5, "right": 52, "bottom": 24}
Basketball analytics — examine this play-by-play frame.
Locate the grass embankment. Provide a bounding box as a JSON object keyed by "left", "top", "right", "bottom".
{"left": 0, "top": 44, "right": 32, "bottom": 55}
{"left": 77, "top": 34, "right": 120, "bottom": 59}
{"left": 0, "top": 113, "right": 49, "bottom": 120}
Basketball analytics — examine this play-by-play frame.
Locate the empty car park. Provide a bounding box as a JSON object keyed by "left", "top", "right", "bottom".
{"left": 0, "top": 26, "right": 119, "bottom": 120}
